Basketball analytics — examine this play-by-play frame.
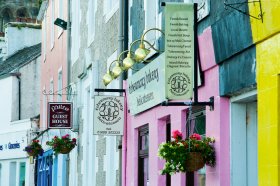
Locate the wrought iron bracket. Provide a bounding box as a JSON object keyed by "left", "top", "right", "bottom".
{"left": 161, "top": 96, "right": 214, "bottom": 111}
{"left": 42, "top": 84, "right": 77, "bottom": 96}
{"left": 224, "top": 0, "right": 264, "bottom": 22}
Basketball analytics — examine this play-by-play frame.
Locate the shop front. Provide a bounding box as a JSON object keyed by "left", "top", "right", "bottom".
{"left": 0, "top": 126, "right": 33, "bottom": 186}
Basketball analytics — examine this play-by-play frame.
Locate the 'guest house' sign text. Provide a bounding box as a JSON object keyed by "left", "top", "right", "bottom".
{"left": 48, "top": 102, "right": 73, "bottom": 129}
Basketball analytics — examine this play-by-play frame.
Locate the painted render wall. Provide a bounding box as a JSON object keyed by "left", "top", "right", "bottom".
{"left": 40, "top": 0, "right": 68, "bottom": 129}
{"left": 249, "top": 1, "right": 280, "bottom": 185}
{"left": 124, "top": 27, "right": 230, "bottom": 186}
{"left": 70, "top": 0, "right": 120, "bottom": 185}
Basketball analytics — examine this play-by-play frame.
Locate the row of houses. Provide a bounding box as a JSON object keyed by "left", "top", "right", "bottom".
{"left": 0, "top": 0, "right": 279, "bottom": 186}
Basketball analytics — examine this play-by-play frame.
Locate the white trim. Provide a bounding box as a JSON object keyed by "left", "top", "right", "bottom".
{"left": 104, "top": 0, "right": 119, "bottom": 23}
{"left": 87, "top": 0, "right": 97, "bottom": 46}
{"left": 50, "top": 0, "right": 55, "bottom": 49}
{"left": 230, "top": 90, "right": 257, "bottom": 103}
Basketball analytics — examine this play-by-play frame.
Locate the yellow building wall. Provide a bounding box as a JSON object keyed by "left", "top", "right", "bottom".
{"left": 249, "top": 1, "right": 280, "bottom": 185}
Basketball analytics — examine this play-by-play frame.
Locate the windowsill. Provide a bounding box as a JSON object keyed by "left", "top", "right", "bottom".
{"left": 104, "top": 4, "right": 119, "bottom": 23}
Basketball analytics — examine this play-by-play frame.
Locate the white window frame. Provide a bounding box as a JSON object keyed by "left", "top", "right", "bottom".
{"left": 87, "top": 0, "right": 97, "bottom": 46}
{"left": 71, "top": 0, "right": 80, "bottom": 63}
{"left": 50, "top": 0, "right": 55, "bottom": 49}
{"left": 43, "top": 12, "right": 47, "bottom": 62}
{"left": 57, "top": 0, "right": 64, "bottom": 38}
{"left": 43, "top": 86, "right": 47, "bottom": 129}
{"left": 103, "top": 0, "right": 119, "bottom": 23}
{"left": 49, "top": 78, "right": 54, "bottom": 102}
{"left": 57, "top": 68, "right": 63, "bottom": 102}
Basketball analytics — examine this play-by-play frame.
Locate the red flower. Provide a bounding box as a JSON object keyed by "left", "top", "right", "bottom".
{"left": 172, "top": 130, "right": 183, "bottom": 140}
{"left": 190, "top": 133, "right": 201, "bottom": 140}
{"left": 72, "top": 138, "right": 76, "bottom": 142}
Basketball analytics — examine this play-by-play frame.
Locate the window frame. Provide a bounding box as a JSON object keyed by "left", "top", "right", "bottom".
{"left": 138, "top": 124, "right": 149, "bottom": 186}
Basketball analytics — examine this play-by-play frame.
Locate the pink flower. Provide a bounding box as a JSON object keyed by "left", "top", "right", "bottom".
{"left": 172, "top": 130, "right": 183, "bottom": 140}
{"left": 190, "top": 133, "right": 201, "bottom": 140}
{"left": 72, "top": 138, "right": 76, "bottom": 142}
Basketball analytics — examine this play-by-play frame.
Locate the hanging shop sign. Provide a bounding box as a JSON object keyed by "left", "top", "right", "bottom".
{"left": 165, "top": 3, "right": 194, "bottom": 100}
{"left": 48, "top": 102, "right": 73, "bottom": 129}
{"left": 94, "top": 96, "right": 124, "bottom": 135}
{"left": 127, "top": 53, "right": 166, "bottom": 115}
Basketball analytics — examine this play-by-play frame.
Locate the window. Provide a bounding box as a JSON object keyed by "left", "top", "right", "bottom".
{"left": 186, "top": 109, "right": 206, "bottom": 186}
{"left": 51, "top": 0, "right": 55, "bottom": 49}
{"left": 138, "top": 125, "right": 149, "bottom": 186}
{"left": 103, "top": 0, "right": 119, "bottom": 22}
{"left": 166, "top": 123, "right": 171, "bottom": 186}
{"left": 0, "top": 163, "right": 2, "bottom": 186}
{"left": 57, "top": 71, "right": 62, "bottom": 102}
{"left": 50, "top": 79, "right": 54, "bottom": 102}
{"left": 87, "top": 0, "right": 97, "bottom": 45}
{"left": 57, "top": 0, "right": 63, "bottom": 37}
{"left": 43, "top": 12, "right": 47, "bottom": 62}
{"left": 19, "top": 162, "right": 26, "bottom": 186}
{"left": 43, "top": 86, "right": 47, "bottom": 129}
{"left": 71, "top": 0, "right": 80, "bottom": 63}
{"left": 9, "top": 162, "right": 16, "bottom": 186}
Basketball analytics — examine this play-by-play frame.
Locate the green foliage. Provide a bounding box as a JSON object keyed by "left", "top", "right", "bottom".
{"left": 46, "top": 134, "right": 77, "bottom": 154}
{"left": 24, "top": 140, "right": 44, "bottom": 156}
{"left": 158, "top": 131, "right": 216, "bottom": 175}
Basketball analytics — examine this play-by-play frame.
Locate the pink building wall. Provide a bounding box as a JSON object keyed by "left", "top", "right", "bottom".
{"left": 40, "top": 0, "right": 68, "bottom": 128}
{"left": 123, "top": 27, "right": 230, "bottom": 186}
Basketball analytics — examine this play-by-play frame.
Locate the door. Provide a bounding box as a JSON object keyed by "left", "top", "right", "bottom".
{"left": 231, "top": 100, "right": 257, "bottom": 186}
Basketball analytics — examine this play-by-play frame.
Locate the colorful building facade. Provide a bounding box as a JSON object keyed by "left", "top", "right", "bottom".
{"left": 249, "top": 1, "right": 280, "bottom": 185}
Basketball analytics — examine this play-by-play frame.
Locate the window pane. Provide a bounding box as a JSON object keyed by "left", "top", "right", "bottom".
{"left": 19, "top": 162, "right": 26, "bottom": 186}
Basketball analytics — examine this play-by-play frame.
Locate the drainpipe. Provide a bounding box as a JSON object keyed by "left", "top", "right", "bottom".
{"left": 118, "top": 1, "right": 124, "bottom": 185}
{"left": 10, "top": 72, "right": 21, "bottom": 120}
{"left": 118, "top": 0, "right": 129, "bottom": 186}
{"left": 66, "top": 0, "right": 72, "bottom": 185}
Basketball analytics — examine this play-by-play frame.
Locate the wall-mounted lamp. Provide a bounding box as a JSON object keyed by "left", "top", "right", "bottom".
{"left": 103, "top": 28, "right": 165, "bottom": 86}
{"left": 54, "top": 18, "right": 67, "bottom": 30}
{"left": 103, "top": 50, "right": 132, "bottom": 86}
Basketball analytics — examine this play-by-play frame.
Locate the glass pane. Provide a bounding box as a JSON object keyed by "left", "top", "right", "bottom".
{"left": 141, "top": 135, "right": 149, "bottom": 151}
{"left": 19, "top": 162, "right": 26, "bottom": 186}
{"left": 144, "top": 157, "right": 149, "bottom": 186}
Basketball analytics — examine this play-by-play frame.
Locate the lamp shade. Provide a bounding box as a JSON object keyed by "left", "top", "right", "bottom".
{"left": 111, "top": 65, "right": 122, "bottom": 79}
{"left": 134, "top": 43, "right": 150, "bottom": 62}
{"left": 122, "top": 53, "right": 135, "bottom": 70}
{"left": 103, "top": 73, "right": 113, "bottom": 86}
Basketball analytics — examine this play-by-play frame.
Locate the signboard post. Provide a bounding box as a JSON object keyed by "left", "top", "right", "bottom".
{"left": 94, "top": 96, "right": 124, "bottom": 135}
{"left": 48, "top": 102, "right": 73, "bottom": 129}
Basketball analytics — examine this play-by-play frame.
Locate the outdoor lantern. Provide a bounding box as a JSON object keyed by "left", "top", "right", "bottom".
{"left": 134, "top": 43, "right": 150, "bottom": 62}
{"left": 122, "top": 52, "right": 135, "bottom": 70}
{"left": 102, "top": 28, "right": 165, "bottom": 86}
{"left": 103, "top": 72, "right": 113, "bottom": 86}
{"left": 111, "top": 62, "right": 122, "bottom": 79}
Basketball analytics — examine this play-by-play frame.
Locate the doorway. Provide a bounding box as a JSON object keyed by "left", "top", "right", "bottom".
{"left": 231, "top": 91, "right": 258, "bottom": 186}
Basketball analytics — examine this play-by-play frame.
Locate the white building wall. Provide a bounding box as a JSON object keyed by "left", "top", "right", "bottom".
{"left": 5, "top": 26, "right": 41, "bottom": 58}
{"left": 0, "top": 76, "right": 13, "bottom": 132}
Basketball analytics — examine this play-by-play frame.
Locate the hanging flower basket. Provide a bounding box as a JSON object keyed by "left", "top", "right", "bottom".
{"left": 24, "top": 140, "right": 44, "bottom": 157}
{"left": 185, "top": 152, "right": 205, "bottom": 172}
{"left": 46, "top": 134, "right": 77, "bottom": 155}
{"left": 59, "top": 146, "right": 74, "bottom": 154}
{"left": 158, "top": 130, "right": 216, "bottom": 175}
